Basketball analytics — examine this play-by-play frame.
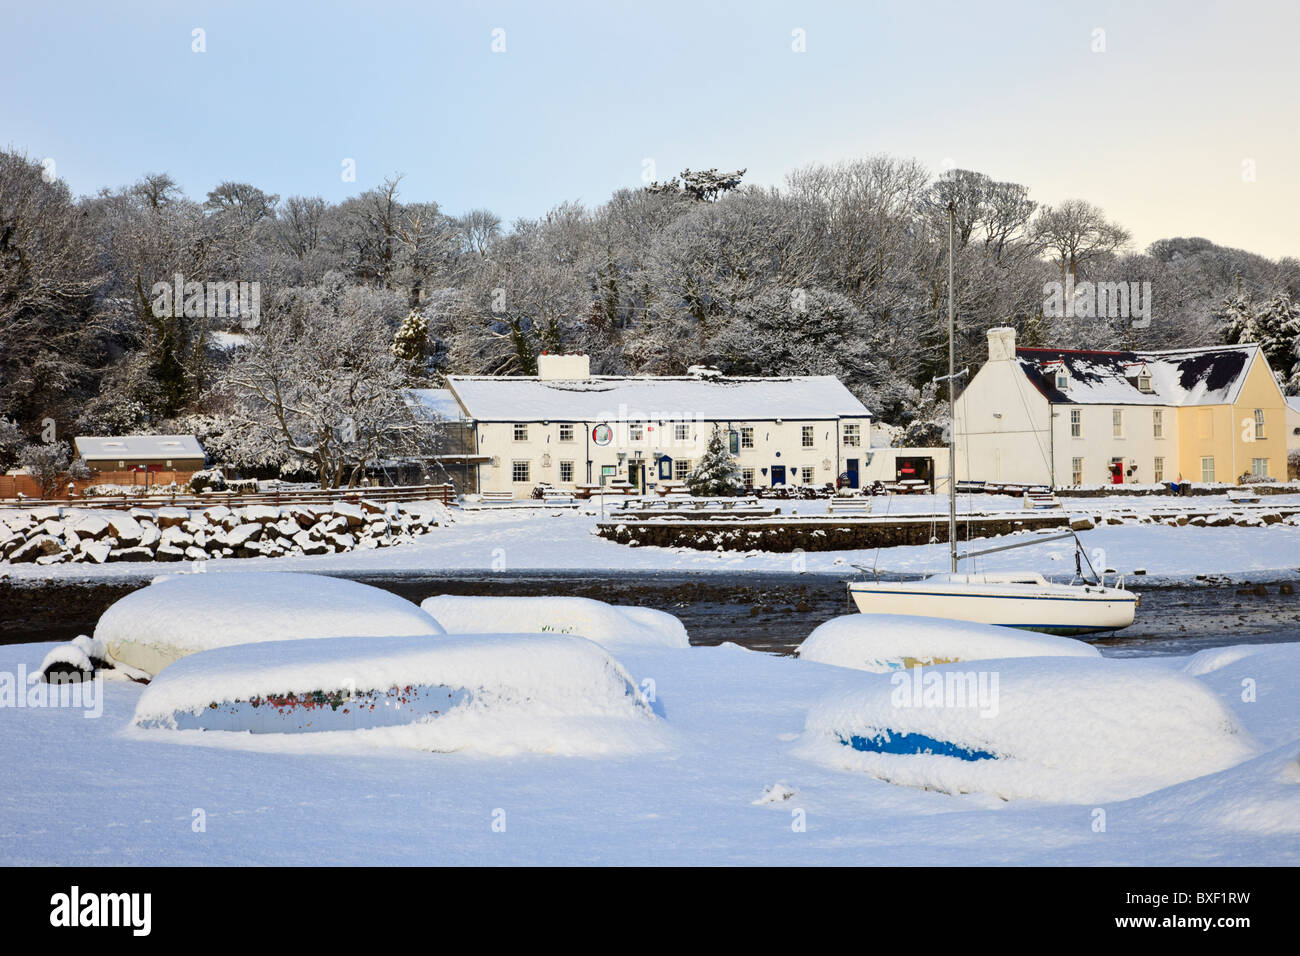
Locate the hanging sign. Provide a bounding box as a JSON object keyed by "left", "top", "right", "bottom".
{"left": 592, "top": 424, "right": 613, "bottom": 446}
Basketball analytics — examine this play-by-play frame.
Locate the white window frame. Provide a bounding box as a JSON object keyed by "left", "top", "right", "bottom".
{"left": 1152, "top": 408, "right": 1163, "bottom": 439}
{"left": 800, "top": 466, "right": 814, "bottom": 483}
{"left": 1251, "top": 457, "right": 1269, "bottom": 477}
{"left": 513, "top": 423, "right": 528, "bottom": 442}
{"left": 1254, "top": 409, "right": 1266, "bottom": 440}
{"left": 1153, "top": 457, "right": 1164, "bottom": 483}
{"left": 842, "top": 423, "right": 860, "bottom": 447}
{"left": 674, "top": 459, "right": 692, "bottom": 481}
{"left": 674, "top": 422, "right": 691, "bottom": 442}
{"left": 628, "top": 422, "right": 644, "bottom": 442}
{"left": 511, "top": 460, "right": 531, "bottom": 483}
{"left": 801, "top": 425, "right": 815, "bottom": 448}
{"left": 558, "top": 423, "right": 574, "bottom": 442}
{"left": 559, "top": 460, "right": 574, "bottom": 483}
{"left": 1070, "top": 409, "right": 1081, "bottom": 438}
{"left": 1112, "top": 408, "right": 1124, "bottom": 439}
{"left": 740, "top": 427, "right": 754, "bottom": 449}
{"left": 1201, "top": 456, "right": 1215, "bottom": 483}
{"left": 1071, "top": 457, "right": 1084, "bottom": 486}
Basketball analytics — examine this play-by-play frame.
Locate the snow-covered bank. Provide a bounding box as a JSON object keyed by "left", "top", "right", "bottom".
{"left": 2, "top": 632, "right": 1297, "bottom": 864}
{"left": 2, "top": 495, "right": 1299, "bottom": 586}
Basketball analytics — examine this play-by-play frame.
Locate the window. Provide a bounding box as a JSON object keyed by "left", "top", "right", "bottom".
{"left": 629, "top": 423, "right": 644, "bottom": 441}
{"left": 1056, "top": 370, "right": 1069, "bottom": 390}
{"left": 740, "top": 427, "right": 754, "bottom": 449}
{"left": 559, "top": 423, "right": 574, "bottom": 442}
{"left": 842, "top": 423, "right": 861, "bottom": 447}
{"left": 1254, "top": 409, "right": 1265, "bottom": 440}
{"left": 801, "top": 467, "right": 814, "bottom": 483}
{"left": 1137, "top": 374, "right": 1152, "bottom": 393}
{"left": 674, "top": 459, "right": 692, "bottom": 481}
{"left": 511, "top": 460, "right": 531, "bottom": 483}
{"left": 1112, "top": 408, "right": 1124, "bottom": 438}
{"left": 801, "top": 426, "right": 815, "bottom": 448}
{"left": 559, "top": 460, "right": 574, "bottom": 483}
{"left": 1070, "top": 409, "right": 1081, "bottom": 438}
{"left": 1152, "top": 409, "right": 1163, "bottom": 439}
{"left": 1251, "top": 458, "right": 1269, "bottom": 478}
{"left": 1071, "top": 457, "right": 1084, "bottom": 486}
{"left": 741, "top": 467, "right": 754, "bottom": 489}
{"left": 513, "top": 423, "right": 528, "bottom": 442}
{"left": 1201, "top": 456, "right": 1215, "bottom": 483}
{"left": 1153, "top": 457, "right": 1164, "bottom": 483}
{"left": 674, "top": 422, "right": 691, "bottom": 442}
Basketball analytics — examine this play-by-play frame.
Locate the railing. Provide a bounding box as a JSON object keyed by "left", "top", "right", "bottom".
{"left": 0, "top": 482, "right": 457, "bottom": 511}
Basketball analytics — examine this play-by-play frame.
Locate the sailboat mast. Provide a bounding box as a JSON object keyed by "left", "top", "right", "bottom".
{"left": 947, "top": 201, "right": 958, "bottom": 573}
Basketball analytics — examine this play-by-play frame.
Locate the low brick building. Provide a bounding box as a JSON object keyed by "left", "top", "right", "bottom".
{"left": 73, "top": 435, "right": 206, "bottom": 487}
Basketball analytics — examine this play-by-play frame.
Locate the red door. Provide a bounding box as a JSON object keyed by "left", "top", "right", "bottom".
{"left": 1109, "top": 458, "right": 1124, "bottom": 484}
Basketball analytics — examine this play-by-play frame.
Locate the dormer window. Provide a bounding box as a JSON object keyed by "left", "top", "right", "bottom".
{"left": 1055, "top": 370, "right": 1069, "bottom": 390}
{"left": 1137, "top": 374, "right": 1152, "bottom": 393}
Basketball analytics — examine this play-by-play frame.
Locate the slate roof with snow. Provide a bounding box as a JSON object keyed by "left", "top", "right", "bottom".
{"left": 74, "top": 435, "right": 205, "bottom": 462}
{"left": 1015, "top": 345, "right": 1262, "bottom": 406}
{"left": 445, "top": 375, "right": 871, "bottom": 423}
{"left": 407, "top": 388, "right": 469, "bottom": 422}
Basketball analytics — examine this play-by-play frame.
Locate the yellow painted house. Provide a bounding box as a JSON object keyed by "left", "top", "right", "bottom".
{"left": 1175, "top": 351, "right": 1288, "bottom": 483}
{"left": 956, "top": 328, "right": 1290, "bottom": 487}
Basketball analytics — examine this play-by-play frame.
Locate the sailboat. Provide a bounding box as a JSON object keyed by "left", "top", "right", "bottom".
{"left": 847, "top": 202, "right": 1138, "bottom": 636}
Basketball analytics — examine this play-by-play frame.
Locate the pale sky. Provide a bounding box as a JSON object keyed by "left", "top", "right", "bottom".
{"left": 3, "top": 0, "right": 1297, "bottom": 259}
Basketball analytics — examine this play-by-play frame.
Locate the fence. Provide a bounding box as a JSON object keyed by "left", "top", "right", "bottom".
{"left": 0, "top": 482, "right": 457, "bottom": 511}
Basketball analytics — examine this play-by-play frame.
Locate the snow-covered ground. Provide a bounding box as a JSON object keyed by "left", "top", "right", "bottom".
{"left": 3, "top": 492, "right": 1300, "bottom": 585}
{"left": 3, "top": 630, "right": 1297, "bottom": 865}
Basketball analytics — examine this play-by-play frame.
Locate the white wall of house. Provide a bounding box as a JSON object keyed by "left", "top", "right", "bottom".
{"left": 474, "top": 416, "right": 873, "bottom": 493}
{"left": 953, "top": 330, "right": 1054, "bottom": 486}
{"left": 1049, "top": 403, "right": 1181, "bottom": 486}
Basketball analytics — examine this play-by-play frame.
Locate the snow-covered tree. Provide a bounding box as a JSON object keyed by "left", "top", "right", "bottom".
{"left": 1221, "top": 291, "right": 1300, "bottom": 390}
{"left": 18, "top": 441, "right": 90, "bottom": 497}
{"left": 685, "top": 425, "right": 743, "bottom": 496}
{"left": 218, "top": 287, "right": 438, "bottom": 488}
{"left": 391, "top": 310, "right": 430, "bottom": 365}
{"left": 0, "top": 418, "right": 24, "bottom": 471}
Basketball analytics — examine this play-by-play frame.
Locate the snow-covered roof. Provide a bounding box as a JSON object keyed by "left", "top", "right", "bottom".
{"left": 1286, "top": 396, "right": 1300, "bottom": 415}
{"left": 1015, "top": 345, "right": 1262, "bottom": 406}
{"left": 407, "top": 388, "right": 469, "bottom": 422}
{"left": 445, "top": 375, "right": 870, "bottom": 422}
{"left": 74, "top": 435, "right": 205, "bottom": 462}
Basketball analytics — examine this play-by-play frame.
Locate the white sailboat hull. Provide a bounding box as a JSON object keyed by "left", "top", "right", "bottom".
{"left": 847, "top": 576, "right": 1138, "bottom": 635}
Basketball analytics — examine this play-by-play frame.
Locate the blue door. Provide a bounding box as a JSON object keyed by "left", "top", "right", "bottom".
{"left": 845, "top": 458, "right": 859, "bottom": 488}
{"left": 770, "top": 465, "right": 786, "bottom": 486}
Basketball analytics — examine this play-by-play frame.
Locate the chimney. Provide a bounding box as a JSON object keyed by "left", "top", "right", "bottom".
{"left": 987, "top": 326, "right": 1016, "bottom": 362}
{"left": 536, "top": 352, "right": 591, "bottom": 380}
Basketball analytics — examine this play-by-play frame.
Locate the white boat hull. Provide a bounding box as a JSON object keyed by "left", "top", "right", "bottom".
{"left": 847, "top": 577, "right": 1138, "bottom": 635}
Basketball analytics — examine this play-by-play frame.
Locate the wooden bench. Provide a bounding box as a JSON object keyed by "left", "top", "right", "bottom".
{"left": 828, "top": 497, "right": 872, "bottom": 514}
{"left": 1227, "top": 488, "right": 1261, "bottom": 504}
{"left": 542, "top": 488, "right": 576, "bottom": 504}
{"left": 480, "top": 490, "right": 515, "bottom": 503}
{"left": 1023, "top": 492, "right": 1062, "bottom": 510}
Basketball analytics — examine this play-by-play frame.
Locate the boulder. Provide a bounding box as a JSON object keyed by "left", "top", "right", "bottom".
{"left": 106, "top": 513, "right": 143, "bottom": 544}
{"left": 9, "top": 535, "right": 63, "bottom": 563}
{"left": 155, "top": 507, "right": 190, "bottom": 528}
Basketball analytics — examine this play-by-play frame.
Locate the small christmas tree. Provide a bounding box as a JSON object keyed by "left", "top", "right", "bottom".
{"left": 391, "top": 310, "right": 429, "bottom": 364}
{"left": 686, "top": 425, "right": 743, "bottom": 496}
